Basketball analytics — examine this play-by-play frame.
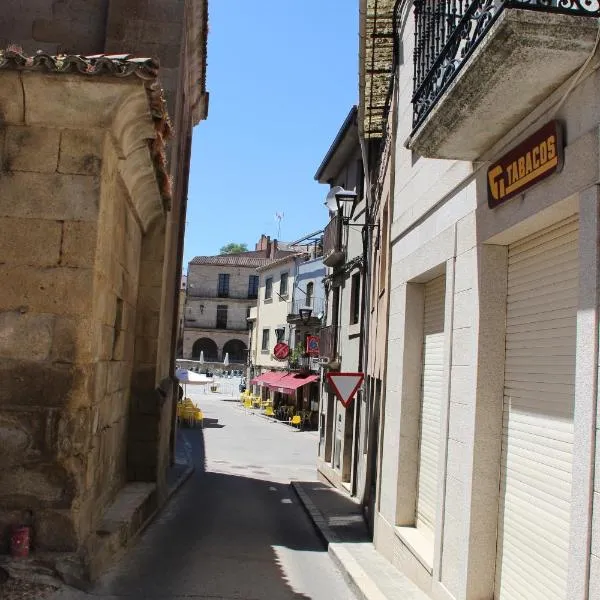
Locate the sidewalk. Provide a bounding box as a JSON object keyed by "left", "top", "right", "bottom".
{"left": 291, "top": 480, "right": 431, "bottom": 600}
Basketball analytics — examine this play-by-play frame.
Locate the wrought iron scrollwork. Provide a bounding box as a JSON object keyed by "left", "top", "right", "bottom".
{"left": 412, "top": 0, "right": 600, "bottom": 131}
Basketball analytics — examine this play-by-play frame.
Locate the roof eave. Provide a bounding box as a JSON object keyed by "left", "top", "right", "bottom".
{"left": 314, "top": 106, "right": 358, "bottom": 183}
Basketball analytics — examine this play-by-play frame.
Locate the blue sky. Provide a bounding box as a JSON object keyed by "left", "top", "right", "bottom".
{"left": 183, "top": 1, "right": 359, "bottom": 269}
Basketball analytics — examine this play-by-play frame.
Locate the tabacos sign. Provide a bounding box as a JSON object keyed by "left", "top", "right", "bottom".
{"left": 487, "top": 121, "right": 563, "bottom": 209}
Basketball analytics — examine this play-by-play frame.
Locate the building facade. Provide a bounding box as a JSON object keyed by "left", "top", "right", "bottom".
{"left": 367, "top": 3, "right": 600, "bottom": 600}
{"left": 315, "top": 107, "right": 368, "bottom": 489}
{"left": 183, "top": 254, "right": 267, "bottom": 364}
{"left": 247, "top": 246, "right": 325, "bottom": 415}
{"left": 0, "top": 0, "right": 208, "bottom": 579}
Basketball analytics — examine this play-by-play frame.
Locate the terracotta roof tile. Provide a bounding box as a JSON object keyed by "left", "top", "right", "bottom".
{"left": 189, "top": 254, "right": 271, "bottom": 267}
{"left": 189, "top": 249, "right": 299, "bottom": 268}
{"left": 0, "top": 49, "right": 160, "bottom": 79}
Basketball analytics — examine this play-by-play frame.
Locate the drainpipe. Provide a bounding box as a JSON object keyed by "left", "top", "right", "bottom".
{"left": 352, "top": 0, "right": 374, "bottom": 499}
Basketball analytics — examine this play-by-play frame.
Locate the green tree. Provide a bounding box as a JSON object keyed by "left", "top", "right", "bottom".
{"left": 219, "top": 242, "right": 249, "bottom": 255}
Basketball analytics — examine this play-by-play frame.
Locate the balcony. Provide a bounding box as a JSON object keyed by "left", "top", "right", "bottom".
{"left": 408, "top": 1, "right": 599, "bottom": 160}
{"left": 322, "top": 215, "right": 344, "bottom": 267}
{"left": 287, "top": 298, "right": 326, "bottom": 324}
{"left": 319, "top": 325, "right": 337, "bottom": 361}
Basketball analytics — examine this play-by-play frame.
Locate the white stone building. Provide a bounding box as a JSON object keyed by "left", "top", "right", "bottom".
{"left": 247, "top": 247, "right": 325, "bottom": 416}
{"left": 365, "top": 2, "right": 600, "bottom": 600}
{"left": 314, "top": 106, "right": 368, "bottom": 489}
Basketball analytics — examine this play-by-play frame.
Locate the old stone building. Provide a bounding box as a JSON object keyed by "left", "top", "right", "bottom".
{"left": 0, "top": 0, "right": 208, "bottom": 583}
{"left": 183, "top": 237, "right": 298, "bottom": 364}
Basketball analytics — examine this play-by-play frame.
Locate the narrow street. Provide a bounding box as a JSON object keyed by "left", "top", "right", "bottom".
{"left": 63, "top": 390, "right": 355, "bottom": 600}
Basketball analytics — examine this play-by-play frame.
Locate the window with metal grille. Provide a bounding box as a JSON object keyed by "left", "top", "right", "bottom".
{"left": 216, "top": 305, "right": 228, "bottom": 329}
{"left": 248, "top": 275, "right": 259, "bottom": 299}
{"left": 261, "top": 328, "right": 270, "bottom": 351}
{"left": 306, "top": 282, "right": 314, "bottom": 306}
{"left": 265, "top": 277, "right": 273, "bottom": 300}
{"left": 279, "top": 272, "right": 289, "bottom": 298}
{"left": 217, "top": 274, "right": 230, "bottom": 298}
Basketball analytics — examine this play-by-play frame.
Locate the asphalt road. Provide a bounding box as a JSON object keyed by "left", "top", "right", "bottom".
{"left": 82, "top": 390, "right": 355, "bottom": 600}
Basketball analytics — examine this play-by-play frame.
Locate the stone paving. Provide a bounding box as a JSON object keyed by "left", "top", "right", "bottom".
{"left": 50, "top": 392, "right": 355, "bottom": 599}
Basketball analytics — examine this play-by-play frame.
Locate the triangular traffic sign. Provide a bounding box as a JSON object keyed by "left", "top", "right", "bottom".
{"left": 326, "top": 372, "right": 364, "bottom": 408}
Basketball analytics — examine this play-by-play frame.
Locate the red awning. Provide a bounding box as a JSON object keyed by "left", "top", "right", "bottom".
{"left": 249, "top": 371, "right": 287, "bottom": 386}
{"left": 269, "top": 373, "right": 319, "bottom": 394}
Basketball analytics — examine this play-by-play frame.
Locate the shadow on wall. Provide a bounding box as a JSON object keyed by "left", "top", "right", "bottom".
{"left": 91, "top": 428, "right": 319, "bottom": 599}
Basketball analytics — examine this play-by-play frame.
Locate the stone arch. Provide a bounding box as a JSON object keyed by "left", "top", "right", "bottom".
{"left": 222, "top": 339, "right": 247, "bottom": 363}
{"left": 192, "top": 338, "right": 218, "bottom": 361}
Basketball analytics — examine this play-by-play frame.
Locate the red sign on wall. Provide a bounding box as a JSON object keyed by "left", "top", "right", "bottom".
{"left": 306, "top": 336, "right": 320, "bottom": 356}
{"left": 273, "top": 343, "right": 290, "bottom": 361}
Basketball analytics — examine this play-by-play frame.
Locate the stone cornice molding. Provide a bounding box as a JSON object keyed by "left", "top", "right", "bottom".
{"left": 186, "top": 0, "right": 209, "bottom": 125}
{"left": 112, "top": 88, "right": 165, "bottom": 233}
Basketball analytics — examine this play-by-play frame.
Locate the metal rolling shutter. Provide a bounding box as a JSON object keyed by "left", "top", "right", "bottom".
{"left": 496, "top": 216, "right": 578, "bottom": 600}
{"left": 416, "top": 274, "right": 446, "bottom": 537}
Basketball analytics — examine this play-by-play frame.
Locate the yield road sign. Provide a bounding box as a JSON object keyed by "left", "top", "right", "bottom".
{"left": 326, "top": 372, "right": 364, "bottom": 408}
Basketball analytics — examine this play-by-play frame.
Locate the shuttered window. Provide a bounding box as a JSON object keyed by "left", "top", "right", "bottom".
{"left": 415, "top": 274, "right": 446, "bottom": 538}
{"left": 495, "top": 216, "right": 578, "bottom": 600}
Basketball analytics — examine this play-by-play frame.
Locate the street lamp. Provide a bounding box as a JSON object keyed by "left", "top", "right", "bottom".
{"left": 324, "top": 186, "right": 357, "bottom": 218}
{"left": 299, "top": 307, "right": 313, "bottom": 325}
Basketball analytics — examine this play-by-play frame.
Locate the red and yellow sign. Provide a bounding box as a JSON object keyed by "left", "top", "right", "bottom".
{"left": 487, "top": 121, "right": 563, "bottom": 209}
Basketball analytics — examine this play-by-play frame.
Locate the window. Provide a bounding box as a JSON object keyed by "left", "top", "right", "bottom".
{"left": 306, "top": 282, "right": 314, "bottom": 307}
{"left": 248, "top": 275, "right": 259, "bottom": 299}
{"left": 350, "top": 272, "right": 361, "bottom": 325}
{"left": 379, "top": 204, "right": 389, "bottom": 294}
{"left": 261, "top": 328, "right": 270, "bottom": 351}
{"left": 279, "top": 272, "right": 289, "bottom": 298}
{"left": 356, "top": 159, "right": 364, "bottom": 201}
{"left": 216, "top": 305, "right": 228, "bottom": 329}
{"left": 246, "top": 306, "right": 251, "bottom": 330}
{"left": 217, "top": 273, "right": 230, "bottom": 298}
{"left": 265, "top": 277, "right": 273, "bottom": 300}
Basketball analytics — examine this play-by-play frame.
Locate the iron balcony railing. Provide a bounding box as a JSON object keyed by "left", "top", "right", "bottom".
{"left": 322, "top": 214, "right": 342, "bottom": 259}
{"left": 319, "top": 325, "right": 337, "bottom": 360}
{"left": 412, "top": 0, "right": 600, "bottom": 131}
{"left": 288, "top": 297, "right": 326, "bottom": 318}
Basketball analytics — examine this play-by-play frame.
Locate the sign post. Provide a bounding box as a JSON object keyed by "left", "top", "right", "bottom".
{"left": 326, "top": 372, "right": 364, "bottom": 408}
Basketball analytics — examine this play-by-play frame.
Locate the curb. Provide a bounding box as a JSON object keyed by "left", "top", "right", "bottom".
{"left": 290, "top": 481, "right": 385, "bottom": 600}
{"left": 290, "top": 481, "right": 339, "bottom": 544}
{"left": 167, "top": 433, "right": 195, "bottom": 498}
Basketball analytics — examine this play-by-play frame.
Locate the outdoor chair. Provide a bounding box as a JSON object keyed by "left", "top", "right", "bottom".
{"left": 264, "top": 406, "right": 274, "bottom": 417}
{"left": 289, "top": 414, "right": 302, "bottom": 429}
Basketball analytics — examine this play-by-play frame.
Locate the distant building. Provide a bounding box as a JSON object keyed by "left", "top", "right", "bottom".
{"left": 184, "top": 237, "right": 296, "bottom": 365}
{"left": 247, "top": 240, "right": 325, "bottom": 422}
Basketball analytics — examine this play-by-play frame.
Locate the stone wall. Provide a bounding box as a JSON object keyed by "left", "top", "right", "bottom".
{"left": 82, "top": 134, "right": 144, "bottom": 536}
{"left": 0, "top": 1, "right": 185, "bottom": 117}
{"left": 0, "top": 0, "right": 110, "bottom": 56}
{"left": 0, "top": 108, "right": 104, "bottom": 551}
{"left": 0, "top": 69, "right": 167, "bottom": 563}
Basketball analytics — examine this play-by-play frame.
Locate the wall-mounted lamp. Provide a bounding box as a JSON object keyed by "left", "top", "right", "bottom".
{"left": 324, "top": 186, "right": 358, "bottom": 219}
{"left": 299, "top": 307, "right": 313, "bottom": 325}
